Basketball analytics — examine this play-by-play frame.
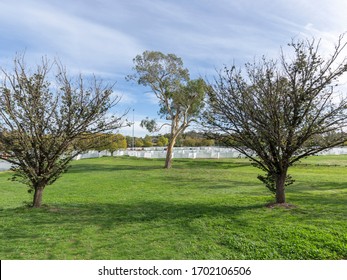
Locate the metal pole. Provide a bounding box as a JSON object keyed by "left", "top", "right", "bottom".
{"left": 132, "top": 109, "right": 135, "bottom": 150}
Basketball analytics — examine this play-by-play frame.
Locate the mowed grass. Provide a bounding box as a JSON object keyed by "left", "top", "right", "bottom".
{"left": 0, "top": 155, "right": 346, "bottom": 260}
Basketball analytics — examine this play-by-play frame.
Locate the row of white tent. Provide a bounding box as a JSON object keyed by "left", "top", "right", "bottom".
{"left": 1, "top": 147, "right": 347, "bottom": 171}
{"left": 75, "top": 146, "right": 347, "bottom": 160}
{"left": 75, "top": 147, "right": 243, "bottom": 160}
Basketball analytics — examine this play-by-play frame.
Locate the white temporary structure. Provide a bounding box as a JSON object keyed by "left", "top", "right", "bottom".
{"left": 1, "top": 147, "right": 347, "bottom": 172}
{"left": 74, "top": 146, "right": 347, "bottom": 160}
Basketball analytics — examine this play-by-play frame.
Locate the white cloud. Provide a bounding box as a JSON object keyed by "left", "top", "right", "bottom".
{"left": 118, "top": 120, "right": 150, "bottom": 138}
{"left": 1, "top": 0, "right": 347, "bottom": 125}
{"left": 0, "top": 0, "right": 144, "bottom": 74}
{"left": 111, "top": 90, "right": 138, "bottom": 105}
{"left": 144, "top": 92, "right": 159, "bottom": 105}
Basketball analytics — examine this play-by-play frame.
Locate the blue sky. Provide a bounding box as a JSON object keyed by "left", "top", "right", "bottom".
{"left": 0, "top": 0, "right": 346, "bottom": 136}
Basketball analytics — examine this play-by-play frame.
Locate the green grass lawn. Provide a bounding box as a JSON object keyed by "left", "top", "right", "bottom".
{"left": 0, "top": 155, "right": 346, "bottom": 259}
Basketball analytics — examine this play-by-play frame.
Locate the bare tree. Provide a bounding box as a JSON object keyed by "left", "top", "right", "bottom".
{"left": 203, "top": 35, "right": 347, "bottom": 205}
{"left": 0, "top": 56, "right": 128, "bottom": 207}
{"left": 128, "top": 51, "right": 207, "bottom": 168}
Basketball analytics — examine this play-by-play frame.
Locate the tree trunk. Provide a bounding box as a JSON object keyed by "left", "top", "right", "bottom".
{"left": 32, "top": 186, "right": 44, "bottom": 208}
{"left": 275, "top": 170, "right": 287, "bottom": 204}
{"left": 164, "top": 137, "right": 176, "bottom": 169}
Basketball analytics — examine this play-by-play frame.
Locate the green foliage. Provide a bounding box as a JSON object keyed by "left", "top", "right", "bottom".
{"left": 178, "top": 136, "right": 215, "bottom": 147}
{"left": 157, "top": 135, "right": 169, "bottom": 147}
{"left": 135, "top": 138, "right": 144, "bottom": 147}
{"left": 104, "top": 134, "right": 127, "bottom": 154}
{"left": 257, "top": 173, "right": 295, "bottom": 194}
{"left": 143, "top": 135, "right": 153, "bottom": 147}
{"left": 129, "top": 50, "right": 208, "bottom": 168}
{"left": 129, "top": 51, "right": 190, "bottom": 116}
{"left": 140, "top": 118, "right": 159, "bottom": 133}
{"left": 75, "top": 133, "right": 111, "bottom": 152}
{"left": 114, "top": 134, "right": 127, "bottom": 150}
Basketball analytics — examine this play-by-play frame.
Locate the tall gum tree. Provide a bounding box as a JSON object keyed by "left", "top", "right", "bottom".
{"left": 203, "top": 35, "right": 347, "bottom": 205}
{"left": 128, "top": 51, "right": 207, "bottom": 168}
{"left": 0, "top": 56, "right": 128, "bottom": 207}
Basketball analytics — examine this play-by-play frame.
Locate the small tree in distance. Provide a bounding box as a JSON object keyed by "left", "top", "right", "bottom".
{"left": 203, "top": 35, "right": 347, "bottom": 205}
{"left": 143, "top": 135, "right": 153, "bottom": 147}
{"left": 102, "top": 134, "right": 127, "bottom": 156}
{"left": 157, "top": 135, "right": 169, "bottom": 147}
{"left": 0, "top": 56, "right": 128, "bottom": 208}
{"left": 128, "top": 51, "right": 207, "bottom": 168}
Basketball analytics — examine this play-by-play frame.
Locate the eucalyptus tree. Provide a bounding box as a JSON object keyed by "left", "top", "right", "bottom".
{"left": 0, "top": 56, "right": 128, "bottom": 207}
{"left": 129, "top": 51, "right": 207, "bottom": 168}
{"left": 203, "top": 35, "right": 347, "bottom": 204}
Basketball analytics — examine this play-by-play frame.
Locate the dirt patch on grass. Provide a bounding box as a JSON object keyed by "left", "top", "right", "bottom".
{"left": 266, "top": 202, "right": 297, "bottom": 209}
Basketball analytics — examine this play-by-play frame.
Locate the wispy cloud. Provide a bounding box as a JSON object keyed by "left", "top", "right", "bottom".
{"left": 1, "top": 0, "right": 346, "bottom": 136}
{"left": 112, "top": 90, "right": 138, "bottom": 105}
{"left": 0, "top": 0, "right": 144, "bottom": 74}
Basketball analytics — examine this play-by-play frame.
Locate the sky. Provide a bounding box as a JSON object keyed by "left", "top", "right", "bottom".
{"left": 0, "top": 0, "right": 346, "bottom": 136}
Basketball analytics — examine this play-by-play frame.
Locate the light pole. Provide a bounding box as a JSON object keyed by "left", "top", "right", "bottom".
{"left": 132, "top": 109, "right": 135, "bottom": 150}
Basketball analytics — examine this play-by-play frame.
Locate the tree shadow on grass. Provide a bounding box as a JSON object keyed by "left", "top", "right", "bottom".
{"left": 172, "top": 159, "right": 251, "bottom": 169}
{"left": 67, "top": 157, "right": 251, "bottom": 173}
{"left": 0, "top": 201, "right": 264, "bottom": 240}
{"left": 292, "top": 181, "right": 347, "bottom": 191}
{"left": 289, "top": 191, "right": 347, "bottom": 206}
{"left": 197, "top": 180, "right": 261, "bottom": 189}
{"left": 67, "top": 163, "right": 163, "bottom": 173}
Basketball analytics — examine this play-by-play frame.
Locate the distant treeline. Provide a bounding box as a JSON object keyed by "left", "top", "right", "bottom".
{"left": 80, "top": 131, "right": 217, "bottom": 152}
{"left": 79, "top": 130, "right": 347, "bottom": 153}
{"left": 126, "top": 130, "right": 215, "bottom": 148}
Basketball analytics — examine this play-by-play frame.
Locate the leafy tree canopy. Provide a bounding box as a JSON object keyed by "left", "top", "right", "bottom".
{"left": 128, "top": 51, "right": 207, "bottom": 168}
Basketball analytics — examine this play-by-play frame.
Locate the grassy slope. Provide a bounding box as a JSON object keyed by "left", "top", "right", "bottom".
{"left": 0, "top": 156, "right": 346, "bottom": 260}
